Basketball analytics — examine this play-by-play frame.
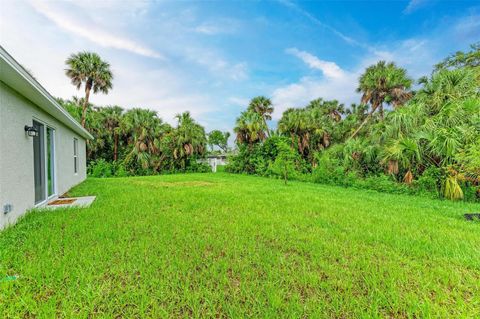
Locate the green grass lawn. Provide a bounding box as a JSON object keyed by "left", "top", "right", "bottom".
{"left": 1, "top": 173, "right": 480, "bottom": 318}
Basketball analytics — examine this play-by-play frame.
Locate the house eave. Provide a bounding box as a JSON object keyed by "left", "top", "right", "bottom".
{"left": 0, "top": 46, "right": 93, "bottom": 140}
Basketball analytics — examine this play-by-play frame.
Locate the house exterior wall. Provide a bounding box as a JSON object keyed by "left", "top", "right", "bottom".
{"left": 0, "top": 81, "right": 87, "bottom": 229}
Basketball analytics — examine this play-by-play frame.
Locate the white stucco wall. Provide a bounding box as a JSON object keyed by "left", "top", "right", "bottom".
{"left": 0, "top": 81, "right": 87, "bottom": 229}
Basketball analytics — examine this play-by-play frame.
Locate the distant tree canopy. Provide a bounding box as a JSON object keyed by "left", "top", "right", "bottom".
{"left": 435, "top": 43, "right": 480, "bottom": 70}
{"left": 58, "top": 99, "right": 210, "bottom": 175}
{"left": 208, "top": 130, "right": 230, "bottom": 153}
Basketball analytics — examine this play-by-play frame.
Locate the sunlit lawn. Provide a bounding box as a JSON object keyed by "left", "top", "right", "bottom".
{"left": 1, "top": 173, "right": 479, "bottom": 317}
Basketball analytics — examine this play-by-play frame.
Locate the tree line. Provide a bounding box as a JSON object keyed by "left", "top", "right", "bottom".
{"left": 227, "top": 44, "right": 480, "bottom": 201}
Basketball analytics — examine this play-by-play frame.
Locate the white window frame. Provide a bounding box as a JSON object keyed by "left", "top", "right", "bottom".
{"left": 74, "top": 138, "right": 79, "bottom": 174}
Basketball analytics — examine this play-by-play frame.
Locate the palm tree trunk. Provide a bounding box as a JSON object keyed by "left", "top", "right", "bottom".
{"left": 113, "top": 133, "right": 118, "bottom": 161}
{"left": 379, "top": 104, "right": 384, "bottom": 120}
{"left": 349, "top": 103, "right": 379, "bottom": 140}
{"left": 81, "top": 84, "right": 92, "bottom": 128}
{"left": 263, "top": 117, "right": 270, "bottom": 138}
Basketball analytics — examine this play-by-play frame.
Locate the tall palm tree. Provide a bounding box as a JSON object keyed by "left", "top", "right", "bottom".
{"left": 350, "top": 61, "right": 412, "bottom": 139}
{"left": 307, "top": 98, "right": 345, "bottom": 122}
{"left": 278, "top": 108, "right": 310, "bottom": 155}
{"left": 234, "top": 111, "right": 267, "bottom": 146}
{"left": 65, "top": 52, "right": 113, "bottom": 127}
{"left": 247, "top": 96, "right": 274, "bottom": 137}
{"left": 123, "top": 108, "right": 162, "bottom": 170}
{"left": 173, "top": 112, "right": 207, "bottom": 168}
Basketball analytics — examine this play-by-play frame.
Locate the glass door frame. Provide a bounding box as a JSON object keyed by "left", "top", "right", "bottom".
{"left": 33, "top": 118, "right": 57, "bottom": 206}
{"left": 46, "top": 126, "right": 57, "bottom": 199}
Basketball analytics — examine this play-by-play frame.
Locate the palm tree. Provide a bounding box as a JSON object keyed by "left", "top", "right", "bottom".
{"left": 278, "top": 108, "right": 310, "bottom": 155}
{"left": 382, "top": 137, "right": 421, "bottom": 183}
{"left": 173, "top": 112, "right": 207, "bottom": 168}
{"left": 307, "top": 98, "right": 345, "bottom": 122}
{"left": 123, "top": 108, "right": 162, "bottom": 170}
{"left": 350, "top": 61, "right": 412, "bottom": 139}
{"left": 65, "top": 52, "right": 113, "bottom": 127}
{"left": 415, "top": 68, "right": 478, "bottom": 114}
{"left": 234, "top": 111, "right": 267, "bottom": 146}
{"left": 102, "top": 106, "right": 124, "bottom": 161}
{"left": 247, "top": 96, "right": 274, "bottom": 137}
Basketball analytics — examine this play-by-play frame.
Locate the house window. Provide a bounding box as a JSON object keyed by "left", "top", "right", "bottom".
{"left": 74, "top": 138, "right": 78, "bottom": 174}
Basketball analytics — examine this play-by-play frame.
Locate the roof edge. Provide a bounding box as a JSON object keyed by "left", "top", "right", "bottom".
{"left": 0, "top": 46, "right": 93, "bottom": 140}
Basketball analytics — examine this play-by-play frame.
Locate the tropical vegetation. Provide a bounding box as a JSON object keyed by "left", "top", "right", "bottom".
{"left": 58, "top": 45, "right": 479, "bottom": 201}
{"left": 60, "top": 98, "right": 212, "bottom": 176}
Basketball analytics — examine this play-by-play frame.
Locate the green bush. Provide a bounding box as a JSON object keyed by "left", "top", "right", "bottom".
{"left": 185, "top": 159, "right": 211, "bottom": 173}
{"left": 88, "top": 159, "right": 114, "bottom": 178}
{"left": 416, "top": 167, "right": 442, "bottom": 196}
{"left": 268, "top": 140, "right": 298, "bottom": 184}
{"left": 114, "top": 164, "right": 128, "bottom": 177}
{"left": 225, "top": 136, "right": 295, "bottom": 176}
{"left": 88, "top": 157, "right": 212, "bottom": 177}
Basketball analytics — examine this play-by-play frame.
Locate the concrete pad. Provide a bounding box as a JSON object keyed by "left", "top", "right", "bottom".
{"left": 45, "top": 196, "right": 96, "bottom": 210}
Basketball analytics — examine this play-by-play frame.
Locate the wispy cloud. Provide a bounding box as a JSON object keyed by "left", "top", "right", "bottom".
{"left": 193, "top": 20, "right": 239, "bottom": 35}
{"left": 286, "top": 48, "right": 345, "bottom": 79}
{"left": 403, "top": 0, "right": 428, "bottom": 14}
{"left": 277, "top": 0, "right": 371, "bottom": 51}
{"left": 272, "top": 48, "right": 359, "bottom": 117}
{"left": 29, "top": 0, "right": 163, "bottom": 59}
{"left": 454, "top": 14, "right": 480, "bottom": 40}
{"left": 228, "top": 97, "right": 250, "bottom": 107}
{"left": 194, "top": 24, "right": 225, "bottom": 35}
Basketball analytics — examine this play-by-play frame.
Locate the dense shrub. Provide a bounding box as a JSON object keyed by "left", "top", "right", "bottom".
{"left": 225, "top": 136, "right": 304, "bottom": 177}
{"left": 88, "top": 159, "right": 115, "bottom": 178}
{"left": 88, "top": 158, "right": 211, "bottom": 178}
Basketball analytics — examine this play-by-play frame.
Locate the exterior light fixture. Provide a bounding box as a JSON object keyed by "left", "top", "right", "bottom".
{"left": 24, "top": 125, "right": 39, "bottom": 137}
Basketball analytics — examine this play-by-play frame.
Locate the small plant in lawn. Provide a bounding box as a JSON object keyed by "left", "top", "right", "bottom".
{"left": 270, "top": 141, "right": 297, "bottom": 184}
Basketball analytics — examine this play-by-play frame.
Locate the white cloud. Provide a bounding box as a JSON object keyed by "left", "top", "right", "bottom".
{"left": 29, "top": 0, "right": 163, "bottom": 59}
{"left": 183, "top": 47, "right": 248, "bottom": 80}
{"left": 271, "top": 75, "right": 359, "bottom": 118}
{"left": 272, "top": 48, "right": 358, "bottom": 117}
{"left": 286, "top": 48, "right": 345, "bottom": 79}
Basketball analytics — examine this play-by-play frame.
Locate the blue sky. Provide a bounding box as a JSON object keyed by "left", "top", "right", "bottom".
{"left": 1, "top": 0, "right": 479, "bottom": 133}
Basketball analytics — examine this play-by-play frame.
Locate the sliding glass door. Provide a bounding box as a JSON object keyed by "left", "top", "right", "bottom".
{"left": 33, "top": 121, "right": 45, "bottom": 204}
{"left": 33, "top": 121, "right": 56, "bottom": 204}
